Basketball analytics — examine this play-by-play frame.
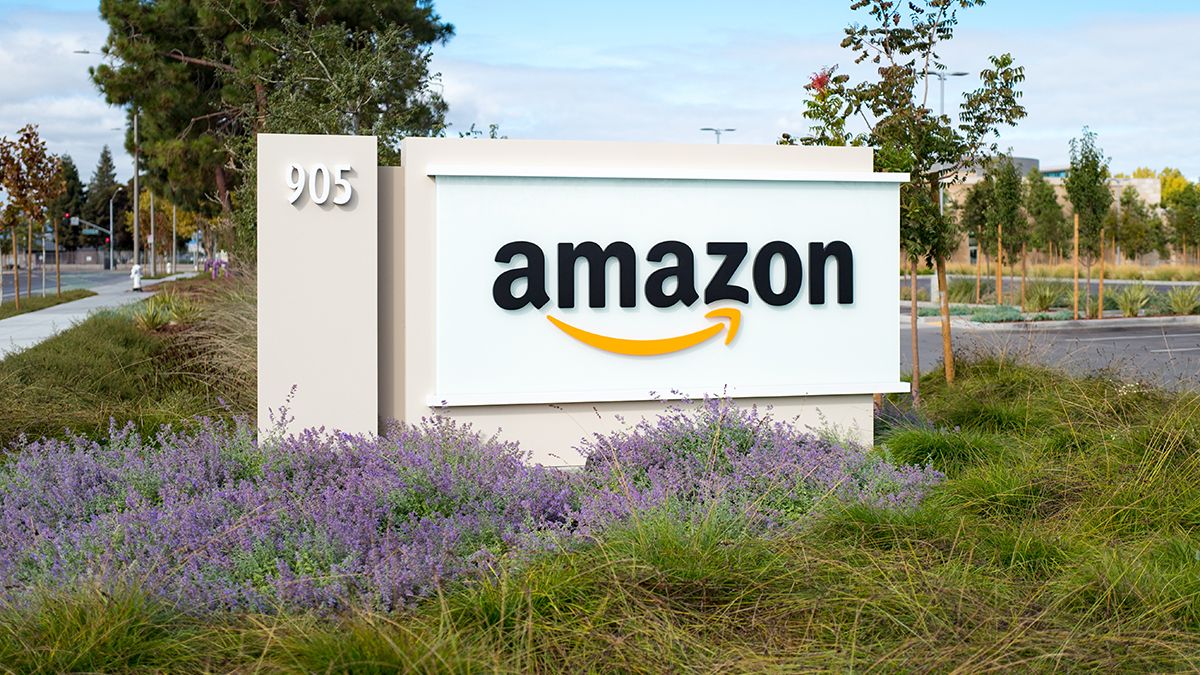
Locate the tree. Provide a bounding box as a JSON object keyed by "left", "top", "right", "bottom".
{"left": 778, "top": 67, "right": 853, "bottom": 147}
{"left": 131, "top": 192, "right": 202, "bottom": 266}
{"left": 50, "top": 155, "right": 86, "bottom": 250}
{"left": 1025, "top": 168, "right": 1067, "bottom": 261}
{"left": 794, "top": 0, "right": 1027, "bottom": 394}
{"left": 4, "top": 125, "right": 65, "bottom": 296}
{"left": 986, "top": 156, "right": 1025, "bottom": 305}
{"left": 958, "top": 176, "right": 993, "bottom": 302}
{"left": 1115, "top": 186, "right": 1164, "bottom": 261}
{"left": 225, "top": 14, "right": 451, "bottom": 257}
{"left": 1158, "top": 167, "right": 1190, "bottom": 207}
{"left": 1167, "top": 184, "right": 1200, "bottom": 263}
{"left": 0, "top": 139, "right": 18, "bottom": 307}
{"left": 92, "top": 0, "right": 452, "bottom": 257}
{"left": 82, "top": 146, "right": 129, "bottom": 251}
{"left": 1064, "top": 127, "right": 1112, "bottom": 300}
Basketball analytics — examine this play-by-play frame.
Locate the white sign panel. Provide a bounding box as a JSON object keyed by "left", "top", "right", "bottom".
{"left": 258, "top": 133, "right": 378, "bottom": 433}
{"left": 433, "top": 173, "right": 906, "bottom": 406}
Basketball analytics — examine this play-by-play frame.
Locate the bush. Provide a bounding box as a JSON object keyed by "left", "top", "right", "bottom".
{"left": 1112, "top": 283, "right": 1152, "bottom": 317}
{"left": 1024, "top": 282, "right": 1065, "bottom": 312}
{"left": 0, "top": 402, "right": 941, "bottom": 614}
{"left": 970, "top": 305, "right": 1022, "bottom": 323}
{"left": 948, "top": 278, "right": 988, "bottom": 304}
{"left": 1167, "top": 286, "right": 1200, "bottom": 316}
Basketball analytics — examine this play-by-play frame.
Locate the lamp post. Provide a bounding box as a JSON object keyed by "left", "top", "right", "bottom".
{"left": 108, "top": 186, "right": 123, "bottom": 270}
{"left": 923, "top": 69, "right": 969, "bottom": 304}
{"left": 700, "top": 127, "right": 736, "bottom": 144}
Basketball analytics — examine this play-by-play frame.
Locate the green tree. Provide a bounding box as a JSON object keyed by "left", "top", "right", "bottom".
{"left": 50, "top": 155, "right": 86, "bottom": 250}
{"left": 1167, "top": 183, "right": 1200, "bottom": 262}
{"left": 1025, "top": 168, "right": 1067, "bottom": 259}
{"left": 986, "top": 156, "right": 1025, "bottom": 304}
{"left": 1064, "top": 128, "right": 1112, "bottom": 263}
{"left": 1115, "top": 186, "right": 1164, "bottom": 261}
{"left": 225, "top": 15, "right": 450, "bottom": 256}
{"left": 778, "top": 67, "right": 853, "bottom": 147}
{"left": 797, "top": 0, "right": 1027, "bottom": 392}
{"left": 92, "top": 0, "right": 452, "bottom": 255}
{"left": 82, "top": 146, "right": 129, "bottom": 249}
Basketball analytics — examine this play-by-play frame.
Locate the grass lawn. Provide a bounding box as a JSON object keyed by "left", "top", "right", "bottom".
{"left": 0, "top": 288, "right": 96, "bottom": 320}
{"left": 1, "top": 354, "right": 1199, "bottom": 671}
{"left": 0, "top": 276, "right": 252, "bottom": 445}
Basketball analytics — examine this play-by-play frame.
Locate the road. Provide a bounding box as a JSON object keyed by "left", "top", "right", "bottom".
{"left": 0, "top": 268, "right": 127, "bottom": 300}
{"left": 900, "top": 313, "right": 1200, "bottom": 391}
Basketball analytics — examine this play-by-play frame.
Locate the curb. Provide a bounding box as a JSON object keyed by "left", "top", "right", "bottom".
{"left": 958, "top": 314, "right": 1200, "bottom": 332}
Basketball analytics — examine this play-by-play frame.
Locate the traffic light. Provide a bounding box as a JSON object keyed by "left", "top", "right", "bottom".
{"left": 105, "top": 237, "right": 111, "bottom": 244}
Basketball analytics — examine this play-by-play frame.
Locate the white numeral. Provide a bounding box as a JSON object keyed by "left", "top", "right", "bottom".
{"left": 287, "top": 163, "right": 355, "bottom": 206}
{"left": 286, "top": 163, "right": 305, "bottom": 204}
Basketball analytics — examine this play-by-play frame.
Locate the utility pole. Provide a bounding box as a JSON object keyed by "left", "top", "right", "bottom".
{"left": 108, "top": 186, "right": 122, "bottom": 271}
{"left": 923, "top": 69, "right": 969, "bottom": 307}
{"left": 133, "top": 109, "right": 140, "bottom": 268}
{"left": 150, "top": 191, "right": 156, "bottom": 276}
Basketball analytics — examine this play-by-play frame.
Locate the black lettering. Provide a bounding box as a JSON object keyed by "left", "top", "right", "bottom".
{"left": 493, "top": 241, "right": 549, "bottom": 310}
{"left": 557, "top": 241, "right": 637, "bottom": 308}
{"left": 704, "top": 242, "right": 750, "bottom": 304}
{"left": 808, "top": 241, "right": 854, "bottom": 304}
{"left": 645, "top": 240, "right": 699, "bottom": 308}
{"left": 753, "top": 241, "right": 803, "bottom": 306}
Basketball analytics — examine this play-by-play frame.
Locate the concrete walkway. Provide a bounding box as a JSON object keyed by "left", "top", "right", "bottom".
{"left": 0, "top": 275, "right": 183, "bottom": 358}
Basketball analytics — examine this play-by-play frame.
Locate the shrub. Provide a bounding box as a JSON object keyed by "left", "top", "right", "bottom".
{"left": 970, "top": 305, "right": 1021, "bottom": 323}
{"left": 1113, "top": 283, "right": 1152, "bottom": 317}
{"left": 948, "top": 278, "right": 988, "bottom": 304}
{"left": 1024, "top": 282, "right": 1065, "bottom": 312}
{"left": 0, "top": 403, "right": 942, "bottom": 614}
{"left": 1167, "top": 286, "right": 1200, "bottom": 316}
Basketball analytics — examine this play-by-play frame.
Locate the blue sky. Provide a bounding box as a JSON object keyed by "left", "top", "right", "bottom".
{"left": 1, "top": 0, "right": 1197, "bottom": 183}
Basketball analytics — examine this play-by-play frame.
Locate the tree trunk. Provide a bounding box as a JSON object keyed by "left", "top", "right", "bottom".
{"left": 25, "top": 221, "right": 31, "bottom": 298}
{"left": 1098, "top": 228, "right": 1105, "bottom": 319}
{"left": 11, "top": 225, "right": 19, "bottom": 310}
{"left": 214, "top": 163, "right": 234, "bottom": 215}
{"left": 910, "top": 257, "right": 921, "bottom": 406}
{"left": 53, "top": 218, "right": 60, "bottom": 296}
{"left": 937, "top": 256, "right": 954, "bottom": 384}
{"left": 996, "top": 222, "right": 1003, "bottom": 306}
{"left": 1021, "top": 243, "right": 1027, "bottom": 311}
{"left": 975, "top": 241, "right": 982, "bottom": 303}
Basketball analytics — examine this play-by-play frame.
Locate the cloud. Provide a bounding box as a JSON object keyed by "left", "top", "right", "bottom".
{"left": 0, "top": 7, "right": 131, "bottom": 182}
{"left": 436, "top": 12, "right": 1200, "bottom": 180}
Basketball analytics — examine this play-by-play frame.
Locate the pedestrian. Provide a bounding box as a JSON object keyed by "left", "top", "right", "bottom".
{"left": 130, "top": 262, "right": 143, "bottom": 292}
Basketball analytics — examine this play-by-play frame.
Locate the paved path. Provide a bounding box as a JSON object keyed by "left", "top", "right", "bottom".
{"left": 0, "top": 275, "right": 182, "bottom": 358}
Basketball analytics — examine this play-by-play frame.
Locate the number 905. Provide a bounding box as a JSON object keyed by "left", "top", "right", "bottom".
{"left": 287, "top": 163, "right": 354, "bottom": 206}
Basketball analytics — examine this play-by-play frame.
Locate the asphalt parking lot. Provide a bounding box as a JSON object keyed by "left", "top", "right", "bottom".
{"left": 900, "top": 312, "right": 1200, "bottom": 391}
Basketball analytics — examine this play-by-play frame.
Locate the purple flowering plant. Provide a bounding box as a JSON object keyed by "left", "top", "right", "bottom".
{"left": 0, "top": 399, "right": 941, "bottom": 614}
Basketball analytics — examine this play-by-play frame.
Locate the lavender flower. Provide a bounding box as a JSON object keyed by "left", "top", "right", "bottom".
{"left": 0, "top": 401, "right": 940, "bottom": 613}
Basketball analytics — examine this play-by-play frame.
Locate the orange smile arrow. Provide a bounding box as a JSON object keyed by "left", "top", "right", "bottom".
{"left": 546, "top": 307, "right": 741, "bottom": 356}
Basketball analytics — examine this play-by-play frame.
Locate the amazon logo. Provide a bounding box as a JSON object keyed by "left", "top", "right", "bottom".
{"left": 492, "top": 240, "right": 854, "bottom": 356}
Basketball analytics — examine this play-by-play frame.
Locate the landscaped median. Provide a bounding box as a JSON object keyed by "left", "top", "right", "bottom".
{"left": 2, "top": 356, "right": 1200, "bottom": 671}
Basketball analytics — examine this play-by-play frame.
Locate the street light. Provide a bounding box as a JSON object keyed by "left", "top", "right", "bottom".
{"left": 108, "top": 186, "right": 123, "bottom": 270}
{"left": 700, "top": 127, "right": 736, "bottom": 144}
{"left": 923, "top": 70, "right": 970, "bottom": 118}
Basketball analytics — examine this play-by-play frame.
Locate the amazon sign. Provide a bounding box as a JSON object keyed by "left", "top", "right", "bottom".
{"left": 491, "top": 239, "right": 853, "bottom": 356}
{"left": 259, "top": 135, "right": 909, "bottom": 464}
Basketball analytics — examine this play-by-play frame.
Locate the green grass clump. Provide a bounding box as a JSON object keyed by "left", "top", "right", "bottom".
{"left": 0, "top": 288, "right": 95, "bottom": 320}
{"left": 1113, "top": 283, "right": 1152, "bottom": 317}
{"left": 0, "top": 310, "right": 221, "bottom": 444}
{"left": 917, "top": 304, "right": 972, "bottom": 316}
{"left": 1167, "top": 286, "right": 1200, "bottom": 315}
{"left": 1024, "top": 281, "right": 1066, "bottom": 312}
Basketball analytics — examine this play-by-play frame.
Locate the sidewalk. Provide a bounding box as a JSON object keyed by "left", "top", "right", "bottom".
{"left": 0, "top": 275, "right": 183, "bottom": 358}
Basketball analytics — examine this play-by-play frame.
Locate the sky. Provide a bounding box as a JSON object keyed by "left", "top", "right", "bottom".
{"left": 1, "top": 0, "right": 1197, "bottom": 185}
